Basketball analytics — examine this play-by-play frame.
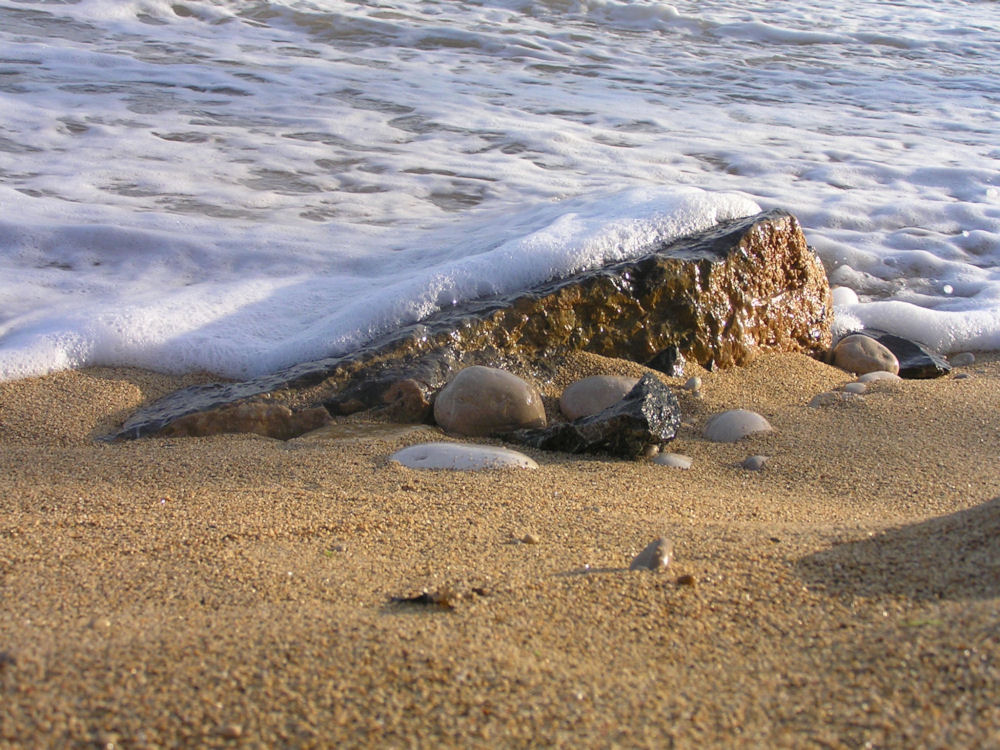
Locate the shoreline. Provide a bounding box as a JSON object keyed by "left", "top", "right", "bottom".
{"left": 2, "top": 352, "right": 999, "bottom": 746}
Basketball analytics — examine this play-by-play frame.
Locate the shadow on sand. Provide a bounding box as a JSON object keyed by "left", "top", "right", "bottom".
{"left": 798, "top": 496, "right": 1000, "bottom": 601}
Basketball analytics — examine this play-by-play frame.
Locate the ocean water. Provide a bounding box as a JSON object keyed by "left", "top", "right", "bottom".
{"left": 1, "top": 0, "right": 998, "bottom": 381}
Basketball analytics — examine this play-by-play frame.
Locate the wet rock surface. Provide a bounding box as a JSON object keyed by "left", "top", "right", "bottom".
{"left": 156, "top": 402, "right": 330, "bottom": 440}
{"left": 117, "top": 210, "right": 832, "bottom": 439}
{"left": 505, "top": 374, "right": 682, "bottom": 458}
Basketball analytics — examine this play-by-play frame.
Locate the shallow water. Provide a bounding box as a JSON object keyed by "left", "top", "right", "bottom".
{"left": 1, "top": 0, "right": 998, "bottom": 380}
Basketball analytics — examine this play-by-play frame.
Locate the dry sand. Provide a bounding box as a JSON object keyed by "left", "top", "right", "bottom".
{"left": 1, "top": 352, "right": 999, "bottom": 748}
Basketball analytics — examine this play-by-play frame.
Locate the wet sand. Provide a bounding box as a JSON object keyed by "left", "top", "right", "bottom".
{"left": 2, "top": 352, "right": 999, "bottom": 748}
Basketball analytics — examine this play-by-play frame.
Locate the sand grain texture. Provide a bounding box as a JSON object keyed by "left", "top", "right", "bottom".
{"left": 1, "top": 354, "right": 999, "bottom": 748}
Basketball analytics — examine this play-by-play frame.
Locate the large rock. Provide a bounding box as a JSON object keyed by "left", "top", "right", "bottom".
{"left": 116, "top": 210, "right": 832, "bottom": 439}
{"left": 506, "top": 374, "right": 681, "bottom": 458}
{"left": 433, "top": 366, "right": 546, "bottom": 436}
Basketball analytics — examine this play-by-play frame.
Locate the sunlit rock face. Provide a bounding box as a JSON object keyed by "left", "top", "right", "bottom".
{"left": 118, "top": 209, "right": 832, "bottom": 440}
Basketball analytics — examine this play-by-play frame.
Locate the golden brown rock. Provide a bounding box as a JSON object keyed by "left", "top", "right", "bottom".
{"left": 119, "top": 209, "right": 832, "bottom": 439}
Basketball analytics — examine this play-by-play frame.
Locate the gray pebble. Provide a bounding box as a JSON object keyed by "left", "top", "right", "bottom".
{"left": 629, "top": 537, "right": 674, "bottom": 571}
{"left": 950, "top": 352, "right": 975, "bottom": 367}
{"left": 683, "top": 376, "right": 702, "bottom": 391}
{"left": 842, "top": 382, "right": 867, "bottom": 394}
{"left": 653, "top": 453, "right": 693, "bottom": 469}
{"left": 741, "top": 455, "right": 769, "bottom": 471}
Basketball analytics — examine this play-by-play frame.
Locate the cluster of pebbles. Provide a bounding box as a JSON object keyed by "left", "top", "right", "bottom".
{"left": 389, "top": 336, "right": 978, "bottom": 474}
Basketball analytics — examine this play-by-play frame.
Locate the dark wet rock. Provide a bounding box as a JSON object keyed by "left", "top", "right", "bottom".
{"left": 837, "top": 330, "right": 951, "bottom": 379}
{"left": 645, "top": 346, "right": 685, "bottom": 377}
{"left": 116, "top": 210, "right": 831, "bottom": 439}
{"left": 506, "top": 374, "right": 681, "bottom": 458}
{"left": 156, "top": 402, "right": 330, "bottom": 440}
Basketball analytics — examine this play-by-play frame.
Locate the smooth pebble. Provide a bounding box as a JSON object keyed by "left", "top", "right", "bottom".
{"left": 652, "top": 453, "right": 693, "bottom": 469}
{"left": 703, "top": 409, "right": 772, "bottom": 442}
{"left": 683, "top": 376, "right": 702, "bottom": 391}
{"left": 842, "top": 382, "right": 867, "bottom": 394}
{"left": 433, "top": 366, "right": 546, "bottom": 436}
{"left": 832, "top": 334, "right": 900, "bottom": 375}
{"left": 629, "top": 537, "right": 674, "bottom": 571}
{"left": 856, "top": 370, "right": 901, "bottom": 383}
{"left": 390, "top": 442, "right": 538, "bottom": 470}
{"left": 741, "top": 455, "right": 769, "bottom": 471}
{"left": 559, "top": 375, "right": 638, "bottom": 420}
{"left": 950, "top": 352, "right": 975, "bottom": 367}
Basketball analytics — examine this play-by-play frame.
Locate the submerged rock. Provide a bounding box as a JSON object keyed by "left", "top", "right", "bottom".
{"left": 559, "top": 375, "right": 639, "bottom": 420}
{"left": 117, "top": 210, "right": 832, "bottom": 439}
{"left": 507, "top": 373, "right": 681, "bottom": 458}
{"left": 156, "top": 402, "right": 330, "bottom": 440}
{"left": 433, "top": 366, "right": 546, "bottom": 437}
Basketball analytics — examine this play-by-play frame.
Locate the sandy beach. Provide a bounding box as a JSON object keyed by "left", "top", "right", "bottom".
{"left": 1, "top": 352, "right": 999, "bottom": 748}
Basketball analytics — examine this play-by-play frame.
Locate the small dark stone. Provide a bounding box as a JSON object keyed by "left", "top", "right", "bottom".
{"left": 842, "top": 330, "right": 951, "bottom": 379}
{"left": 505, "top": 373, "right": 681, "bottom": 458}
{"left": 675, "top": 574, "right": 696, "bottom": 586}
{"left": 646, "top": 346, "right": 685, "bottom": 377}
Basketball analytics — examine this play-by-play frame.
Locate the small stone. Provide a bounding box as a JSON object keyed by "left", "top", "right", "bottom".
{"left": 217, "top": 724, "right": 243, "bottom": 739}
{"left": 675, "top": 574, "right": 696, "bottom": 586}
{"left": 950, "top": 352, "right": 975, "bottom": 367}
{"left": 559, "top": 375, "right": 638, "bottom": 420}
{"left": 741, "top": 455, "right": 769, "bottom": 471}
{"left": 683, "top": 376, "right": 702, "bottom": 391}
{"left": 390, "top": 442, "right": 538, "bottom": 471}
{"left": 842, "top": 382, "right": 867, "bottom": 394}
{"left": 808, "top": 391, "right": 855, "bottom": 407}
{"left": 856, "top": 370, "right": 901, "bottom": 383}
{"left": 521, "top": 533, "right": 540, "bottom": 545}
{"left": 703, "top": 409, "right": 772, "bottom": 442}
{"left": 954, "top": 372, "right": 971, "bottom": 380}
{"left": 629, "top": 537, "right": 674, "bottom": 571}
{"left": 652, "top": 453, "right": 693, "bottom": 469}
{"left": 831, "top": 334, "right": 900, "bottom": 375}
{"left": 433, "top": 366, "right": 546, "bottom": 437}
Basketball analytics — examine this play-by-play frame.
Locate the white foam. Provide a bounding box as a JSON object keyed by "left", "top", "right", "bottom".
{"left": 1, "top": 0, "right": 999, "bottom": 381}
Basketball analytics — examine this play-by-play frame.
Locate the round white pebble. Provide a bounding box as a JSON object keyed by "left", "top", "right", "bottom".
{"left": 390, "top": 442, "right": 538, "bottom": 470}
{"left": 653, "top": 453, "right": 693, "bottom": 469}
{"left": 842, "top": 382, "right": 867, "bottom": 394}
{"left": 703, "top": 409, "right": 772, "bottom": 442}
